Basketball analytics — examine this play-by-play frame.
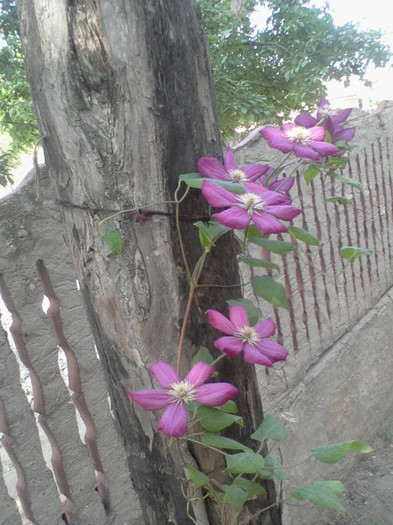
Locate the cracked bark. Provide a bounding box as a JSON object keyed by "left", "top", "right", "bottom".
{"left": 19, "top": 1, "right": 281, "bottom": 523}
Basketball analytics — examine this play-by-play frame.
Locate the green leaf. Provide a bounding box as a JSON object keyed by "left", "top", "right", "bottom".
{"left": 187, "top": 464, "right": 211, "bottom": 489}
{"left": 102, "top": 228, "right": 122, "bottom": 255}
{"left": 222, "top": 485, "right": 248, "bottom": 512}
{"left": 197, "top": 406, "right": 243, "bottom": 432}
{"left": 234, "top": 478, "right": 266, "bottom": 499}
{"left": 217, "top": 400, "right": 238, "bottom": 414}
{"left": 179, "top": 172, "right": 202, "bottom": 188}
{"left": 303, "top": 165, "right": 321, "bottom": 184}
{"left": 194, "top": 220, "right": 231, "bottom": 251}
{"left": 179, "top": 173, "right": 244, "bottom": 194}
{"left": 252, "top": 276, "right": 289, "bottom": 309}
{"left": 227, "top": 298, "right": 260, "bottom": 326}
{"left": 239, "top": 256, "right": 280, "bottom": 271}
{"left": 201, "top": 432, "right": 251, "bottom": 452}
{"left": 245, "top": 224, "right": 263, "bottom": 239}
{"left": 259, "top": 455, "right": 291, "bottom": 480}
{"left": 248, "top": 236, "right": 297, "bottom": 254}
{"left": 325, "top": 195, "right": 348, "bottom": 205}
{"left": 191, "top": 347, "right": 214, "bottom": 367}
{"left": 225, "top": 452, "right": 265, "bottom": 474}
{"left": 340, "top": 246, "right": 373, "bottom": 262}
{"left": 291, "top": 481, "right": 345, "bottom": 511}
{"left": 330, "top": 173, "right": 363, "bottom": 191}
{"left": 251, "top": 414, "right": 288, "bottom": 443}
{"left": 288, "top": 226, "right": 321, "bottom": 246}
{"left": 312, "top": 441, "right": 373, "bottom": 464}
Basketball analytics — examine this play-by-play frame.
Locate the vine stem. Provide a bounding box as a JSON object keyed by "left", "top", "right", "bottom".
{"left": 176, "top": 251, "right": 208, "bottom": 374}
{"left": 176, "top": 283, "right": 197, "bottom": 375}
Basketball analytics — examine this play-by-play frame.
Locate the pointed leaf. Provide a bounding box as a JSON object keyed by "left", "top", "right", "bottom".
{"left": 180, "top": 173, "right": 244, "bottom": 193}
{"left": 291, "top": 481, "right": 345, "bottom": 511}
{"left": 187, "top": 464, "right": 211, "bottom": 489}
{"left": 303, "top": 165, "right": 320, "bottom": 184}
{"left": 227, "top": 298, "right": 260, "bottom": 326}
{"left": 325, "top": 196, "right": 348, "bottom": 205}
{"left": 259, "top": 455, "right": 291, "bottom": 480}
{"left": 102, "top": 228, "right": 122, "bottom": 255}
{"left": 288, "top": 226, "right": 321, "bottom": 247}
{"left": 252, "top": 276, "right": 289, "bottom": 309}
{"left": 340, "top": 246, "right": 373, "bottom": 262}
{"left": 222, "top": 485, "right": 248, "bottom": 512}
{"left": 234, "top": 478, "right": 266, "bottom": 499}
{"left": 217, "top": 400, "right": 238, "bottom": 414}
{"left": 251, "top": 414, "right": 288, "bottom": 443}
{"left": 191, "top": 347, "right": 214, "bottom": 367}
{"left": 312, "top": 440, "right": 373, "bottom": 464}
{"left": 225, "top": 452, "right": 265, "bottom": 474}
{"left": 201, "top": 432, "right": 251, "bottom": 452}
{"left": 239, "top": 256, "right": 280, "bottom": 271}
{"left": 248, "top": 236, "right": 297, "bottom": 254}
{"left": 197, "top": 406, "right": 243, "bottom": 432}
{"left": 330, "top": 173, "right": 363, "bottom": 191}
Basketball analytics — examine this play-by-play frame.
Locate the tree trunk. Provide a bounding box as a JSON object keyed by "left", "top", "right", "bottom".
{"left": 19, "top": 1, "right": 280, "bottom": 523}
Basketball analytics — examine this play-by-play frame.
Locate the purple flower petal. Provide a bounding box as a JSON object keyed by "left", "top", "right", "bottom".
{"left": 185, "top": 361, "right": 215, "bottom": 387}
{"left": 333, "top": 108, "right": 352, "bottom": 124}
{"left": 207, "top": 309, "right": 235, "bottom": 335}
{"left": 201, "top": 181, "right": 238, "bottom": 207}
{"left": 266, "top": 136, "right": 294, "bottom": 153}
{"left": 198, "top": 157, "right": 228, "bottom": 180}
{"left": 269, "top": 176, "right": 295, "bottom": 192}
{"left": 213, "top": 208, "right": 251, "bottom": 229}
{"left": 310, "top": 141, "right": 339, "bottom": 157}
{"left": 196, "top": 383, "right": 238, "bottom": 406}
{"left": 308, "top": 126, "right": 326, "bottom": 141}
{"left": 256, "top": 340, "right": 288, "bottom": 363}
{"left": 127, "top": 389, "right": 170, "bottom": 410}
{"left": 149, "top": 360, "right": 180, "bottom": 388}
{"left": 260, "top": 190, "right": 292, "bottom": 206}
{"left": 294, "top": 114, "right": 317, "bottom": 128}
{"left": 214, "top": 336, "right": 244, "bottom": 357}
{"left": 252, "top": 212, "right": 288, "bottom": 235}
{"left": 260, "top": 126, "right": 282, "bottom": 140}
{"left": 243, "top": 344, "right": 273, "bottom": 367}
{"left": 293, "top": 144, "right": 319, "bottom": 160}
{"left": 254, "top": 318, "right": 276, "bottom": 338}
{"left": 242, "top": 164, "right": 270, "bottom": 181}
{"left": 224, "top": 148, "right": 237, "bottom": 170}
{"left": 267, "top": 204, "right": 302, "bottom": 221}
{"left": 333, "top": 127, "right": 356, "bottom": 142}
{"left": 228, "top": 305, "right": 249, "bottom": 328}
{"left": 158, "top": 403, "right": 188, "bottom": 437}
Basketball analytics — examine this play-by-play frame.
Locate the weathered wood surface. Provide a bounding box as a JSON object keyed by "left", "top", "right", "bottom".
{"left": 19, "top": 1, "right": 279, "bottom": 523}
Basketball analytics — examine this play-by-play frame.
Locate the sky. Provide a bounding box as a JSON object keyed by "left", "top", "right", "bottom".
{"left": 252, "top": 0, "right": 393, "bottom": 108}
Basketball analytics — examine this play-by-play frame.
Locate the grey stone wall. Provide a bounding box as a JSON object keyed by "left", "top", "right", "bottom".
{"left": 234, "top": 102, "right": 393, "bottom": 524}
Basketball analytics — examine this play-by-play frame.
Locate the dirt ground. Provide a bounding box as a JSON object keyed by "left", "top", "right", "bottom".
{"left": 318, "top": 413, "right": 393, "bottom": 525}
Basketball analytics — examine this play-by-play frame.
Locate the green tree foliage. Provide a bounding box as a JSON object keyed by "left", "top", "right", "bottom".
{"left": 199, "top": 0, "right": 392, "bottom": 136}
{"left": 0, "top": 0, "right": 38, "bottom": 185}
{"left": 0, "top": 0, "right": 391, "bottom": 185}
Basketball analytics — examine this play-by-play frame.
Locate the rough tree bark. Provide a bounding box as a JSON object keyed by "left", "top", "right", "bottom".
{"left": 19, "top": 1, "right": 280, "bottom": 524}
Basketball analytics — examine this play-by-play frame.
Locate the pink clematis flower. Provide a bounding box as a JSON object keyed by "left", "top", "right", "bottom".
{"left": 198, "top": 147, "right": 273, "bottom": 184}
{"left": 201, "top": 181, "right": 301, "bottom": 235}
{"left": 208, "top": 305, "right": 288, "bottom": 367}
{"left": 127, "top": 360, "right": 238, "bottom": 437}
{"left": 295, "top": 96, "right": 352, "bottom": 129}
{"left": 260, "top": 124, "right": 339, "bottom": 161}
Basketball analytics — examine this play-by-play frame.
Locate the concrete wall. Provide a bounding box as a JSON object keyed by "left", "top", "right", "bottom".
{"left": 234, "top": 102, "right": 393, "bottom": 524}
{"left": 0, "top": 168, "right": 142, "bottom": 524}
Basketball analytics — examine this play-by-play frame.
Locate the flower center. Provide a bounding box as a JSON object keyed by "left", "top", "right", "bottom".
{"left": 285, "top": 127, "right": 312, "bottom": 145}
{"left": 235, "top": 326, "right": 260, "bottom": 346}
{"left": 167, "top": 381, "right": 196, "bottom": 405}
{"left": 228, "top": 168, "right": 248, "bottom": 184}
{"left": 237, "top": 193, "right": 266, "bottom": 216}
